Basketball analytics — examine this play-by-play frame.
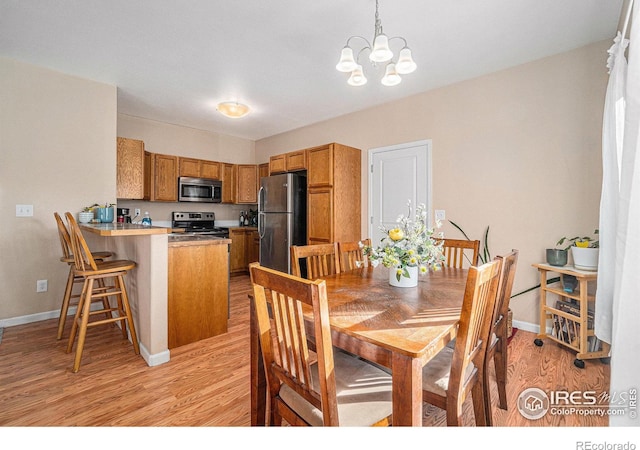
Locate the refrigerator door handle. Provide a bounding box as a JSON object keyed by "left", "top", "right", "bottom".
{"left": 258, "top": 212, "right": 266, "bottom": 239}
{"left": 258, "top": 186, "right": 265, "bottom": 213}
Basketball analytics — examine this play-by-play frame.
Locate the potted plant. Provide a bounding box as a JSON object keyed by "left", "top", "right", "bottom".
{"left": 556, "top": 229, "right": 599, "bottom": 271}
{"left": 78, "top": 203, "right": 99, "bottom": 223}
{"left": 363, "top": 201, "right": 445, "bottom": 287}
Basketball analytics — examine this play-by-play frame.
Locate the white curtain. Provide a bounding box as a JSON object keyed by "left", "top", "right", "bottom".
{"left": 595, "top": 31, "right": 628, "bottom": 343}
{"left": 597, "top": 1, "right": 640, "bottom": 427}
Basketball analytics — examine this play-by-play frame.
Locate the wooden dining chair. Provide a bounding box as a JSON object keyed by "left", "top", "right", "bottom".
{"left": 290, "top": 243, "right": 340, "bottom": 280}
{"left": 438, "top": 238, "right": 480, "bottom": 268}
{"left": 483, "top": 249, "right": 519, "bottom": 425}
{"left": 64, "top": 212, "right": 140, "bottom": 372}
{"left": 337, "top": 239, "right": 371, "bottom": 272}
{"left": 249, "top": 262, "right": 392, "bottom": 426}
{"left": 421, "top": 258, "right": 502, "bottom": 426}
{"left": 54, "top": 212, "right": 113, "bottom": 340}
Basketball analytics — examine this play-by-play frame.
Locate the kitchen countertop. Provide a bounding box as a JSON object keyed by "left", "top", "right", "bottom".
{"left": 168, "top": 235, "right": 231, "bottom": 246}
{"left": 80, "top": 222, "right": 170, "bottom": 236}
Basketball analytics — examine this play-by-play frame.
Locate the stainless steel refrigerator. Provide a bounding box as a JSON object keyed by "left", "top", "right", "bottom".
{"left": 258, "top": 173, "right": 307, "bottom": 274}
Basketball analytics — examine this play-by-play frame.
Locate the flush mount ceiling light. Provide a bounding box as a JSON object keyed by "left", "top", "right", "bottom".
{"left": 335, "top": 0, "right": 416, "bottom": 87}
{"left": 216, "top": 101, "right": 250, "bottom": 118}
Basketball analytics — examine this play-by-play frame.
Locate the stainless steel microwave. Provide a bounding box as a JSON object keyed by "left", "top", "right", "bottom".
{"left": 178, "top": 177, "right": 222, "bottom": 203}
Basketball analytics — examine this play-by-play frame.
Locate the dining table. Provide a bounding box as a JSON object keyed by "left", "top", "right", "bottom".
{"left": 249, "top": 264, "right": 469, "bottom": 427}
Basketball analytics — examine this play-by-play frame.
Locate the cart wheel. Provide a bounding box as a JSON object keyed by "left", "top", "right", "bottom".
{"left": 574, "top": 359, "right": 585, "bottom": 369}
{"left": 600, "top": 357, "right": 611, "bottom": 365}
{"left": 534, "top": 338, "right": 544, "bottom": 347}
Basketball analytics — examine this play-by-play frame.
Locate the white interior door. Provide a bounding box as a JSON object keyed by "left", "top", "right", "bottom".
{"left": 368, "top": 140, "right": 432, "bottom": 247}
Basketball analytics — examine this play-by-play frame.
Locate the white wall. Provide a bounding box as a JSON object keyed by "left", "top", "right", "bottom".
{"left": 0, "top": 57, "right": 117, "bottom": 321}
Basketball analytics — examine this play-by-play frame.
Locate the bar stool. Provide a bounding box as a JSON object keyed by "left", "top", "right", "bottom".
{"left": 64, "top": 212, "right": 140, "bottom": 373}
{"left": 54, "top": 212, "right": 113, "bottom": 340}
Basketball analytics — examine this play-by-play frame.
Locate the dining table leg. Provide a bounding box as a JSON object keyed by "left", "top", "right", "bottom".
{"left": 391, "top": 352, "right": 423, "bottom": 426}
{"left": 250, "top": 295, "right": 267, "bottom": 426}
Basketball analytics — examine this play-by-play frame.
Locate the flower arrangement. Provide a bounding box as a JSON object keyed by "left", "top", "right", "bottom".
{"left": 364, "top": 201, "right": 445, "bottom": 281}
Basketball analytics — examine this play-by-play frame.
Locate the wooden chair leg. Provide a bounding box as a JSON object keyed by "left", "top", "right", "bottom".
{"left": 118, "top": 275, "right": 140, "bottom": 354}
{"left": 471, "top": 377, "right": 488, "bottom": 426}
{"left": 494, "top": 344, "right": 508, "bottom": 410}
{"left": 72, "top": 278, "right": 95, "bottom": 373}
{"left": 57, "top": 266, "right": 77, "bottom": 340}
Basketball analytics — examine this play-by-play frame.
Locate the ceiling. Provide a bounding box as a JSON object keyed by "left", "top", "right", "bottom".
{"left": 0, "top": 0, "right": 625, "bottom": 141}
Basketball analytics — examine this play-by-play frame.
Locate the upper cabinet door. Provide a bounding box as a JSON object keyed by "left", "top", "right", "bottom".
{"left": 307, "top": 144, "right": 333, "bottom": 187}
{"left": 200, "top": 160, "right": 221, "bottom": 180}
{"left": 178, "top": 157, "right": 201, "bottom": 177}
{"left": 152, "top": 154, "right": 178, "bottom": 202}
{"left": 237, "top": 164, "right": 258, "bottom": 204}
{"left": 116, "top": 137, "right": 145, "bottom": 199}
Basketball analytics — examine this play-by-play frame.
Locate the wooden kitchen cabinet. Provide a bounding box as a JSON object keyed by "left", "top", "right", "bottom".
{"left": 236, "top": 164, "right": 258, "bottom": 204}
{"left": 178, "top": 157, "right": 221, "bottom": 180}
{"left": 145, "top": 152, "right": 178, "bottom": 202}
{"left": 269, "top": 149, "right": 307, "bottom": 174}
{"left": 258, "top": 162, "right": 270, "bottom": 180}
{"left": 221, "top": 163, "right": 236, "bottom": 204}
{"left": 116, "top": 137, "right": 145, "bottom": 199}
{"left": 200, "top": 160, "right": 221, "bottom": 179}
{"left": 285, "top": 150, "right": 307, "bottom": 172}
{"left": 269, "top": 154, "right": 286, "bottom": 174}
{"left": 306, "top": 143, "right": 361, "bottom": 244}
{"left": 168, "top": 240, "right": 229, "bottom": 349}
{"left": 229, "top": 227, "right": 259, "bottom": 274}
{"left": 248, "top": 229, "right": 260, "bottom": 264}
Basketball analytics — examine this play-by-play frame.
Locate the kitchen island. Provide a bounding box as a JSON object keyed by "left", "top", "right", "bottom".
{"left": 168, "top": 235, "right": 231, "bottom": 348}
{"left": 80, "top": 223, "right": 171, "bottom": 366}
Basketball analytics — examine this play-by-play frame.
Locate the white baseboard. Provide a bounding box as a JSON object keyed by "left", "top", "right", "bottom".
{"left": 513, "top": 319, "right": 552, "bottom": 335}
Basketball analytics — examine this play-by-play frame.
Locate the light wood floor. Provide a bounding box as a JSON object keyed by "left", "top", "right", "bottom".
{"left": 0, "top": 274, "right": 611, "bottom": 427}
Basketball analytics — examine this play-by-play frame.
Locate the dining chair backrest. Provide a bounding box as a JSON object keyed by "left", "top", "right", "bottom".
{"left": 448, "top": 259, "right": 502, "bottom": 421}
{"left": 492, "top": 250, "right": 519, "bottom": 344}
{"left": 54, "top": 212, "right": 74, "bottom": 261}
{"left": 290, "top": 243, "right": 340, "bottom": 280}
{"left": 438, "top": 238, "right": 480, "bottom": 268}
{"left": 338, "top": 239, "right": 371, "bottom": 272}
{"left": 64, "top": 212, "right": 99, "bottom": 272}
{"left": 249, "top": 262, "right": 340, "bottom": 425}
{"left": 483, "top": 249, "right": 519, "bottom": 423}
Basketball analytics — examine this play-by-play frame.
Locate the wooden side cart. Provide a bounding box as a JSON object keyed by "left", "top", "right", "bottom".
{"left": 532, "top": 263, "right": 611, "bottom": 368}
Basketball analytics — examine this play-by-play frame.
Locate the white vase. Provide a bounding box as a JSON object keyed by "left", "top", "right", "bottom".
{"left": 389, "top": 265, "right": 419, "bottom": 288}
{"left": 571, "top": 246, "right": 599, "bottom": 271}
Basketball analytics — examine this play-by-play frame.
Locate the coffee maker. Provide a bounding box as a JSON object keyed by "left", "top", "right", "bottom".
{"left": 117, "top": 207, "right": 132, "bottom": 223}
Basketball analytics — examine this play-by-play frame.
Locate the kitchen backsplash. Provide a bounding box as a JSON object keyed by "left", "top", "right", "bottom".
{"left": 117, "top": 200, "right": 256, "bottom": 227}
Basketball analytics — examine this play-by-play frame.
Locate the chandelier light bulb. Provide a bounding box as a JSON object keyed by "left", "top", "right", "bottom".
{"left": 396, "top": 47, "right": 417, "bottom": 74}
{"left": 381, "top": 63, "right": 401, "bottom": 86}
{"left": 336, "top": 46, "right": 357, "bottom": 72}
{"left": 369, "top": 34, "right": 393, "bottom": 63}
{"left": 347, "top": 65, "right": 367, "bottom": 86}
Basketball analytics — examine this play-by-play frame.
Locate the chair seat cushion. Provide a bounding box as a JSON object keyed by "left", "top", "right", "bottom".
{"left": 421, "top": 346, "right": 475, "bottom": 397}
{"left": 278, "top": 349, "right": 392, "bottom": 426}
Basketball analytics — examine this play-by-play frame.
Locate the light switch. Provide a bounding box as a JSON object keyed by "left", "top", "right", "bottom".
{"left": 435, "top": 210, "right": 446, "bottom": 221}
{"left": 16, "top": 204, "right": 33, "bottom": 217}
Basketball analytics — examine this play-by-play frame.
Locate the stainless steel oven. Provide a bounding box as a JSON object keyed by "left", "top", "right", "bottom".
{"left": 178, "top": 177, "right": 222, "bottom": 203}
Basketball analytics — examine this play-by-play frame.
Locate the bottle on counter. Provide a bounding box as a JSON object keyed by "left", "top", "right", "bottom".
{"left": 239, "top": 211, "right": 245, "bottom": 226}
{"left": 141, "top": 211, "right": 152, "bottom": 226}
{"left": 244, "top": 215, "right": 249, "bottom": 226}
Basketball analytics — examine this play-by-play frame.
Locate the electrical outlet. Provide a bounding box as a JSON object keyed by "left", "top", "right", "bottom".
{"left": 435, "top": 210, "right": 446, "bottom": 221}
{"left": 135, "top": 208, "right": 141, "bottom": 217}
{"left": 16, "top": 204, "right": 34, "bottom": 217}
{"left": 36, "top": 279, "right": 48, "bottom": 293}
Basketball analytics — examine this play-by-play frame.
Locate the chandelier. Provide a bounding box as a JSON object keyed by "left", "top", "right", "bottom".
{"left": 335, "top": 0, "right": 416, "bottom": 87}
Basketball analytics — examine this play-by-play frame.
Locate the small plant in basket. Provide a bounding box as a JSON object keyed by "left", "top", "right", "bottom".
{"left": 364, "top": 201, "right": 445, "bottom": 281}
